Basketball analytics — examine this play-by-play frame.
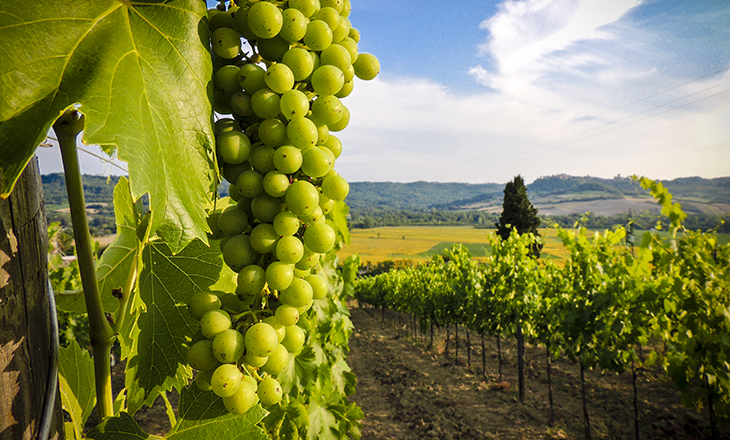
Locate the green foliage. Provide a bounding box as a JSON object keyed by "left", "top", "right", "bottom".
{"left": 59, "top": 340, "right": 96, "bottom": 440}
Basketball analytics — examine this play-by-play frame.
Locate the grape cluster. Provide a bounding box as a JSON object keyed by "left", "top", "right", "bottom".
{"left": 191, "top": 0, "right": 378, "bottom": 415}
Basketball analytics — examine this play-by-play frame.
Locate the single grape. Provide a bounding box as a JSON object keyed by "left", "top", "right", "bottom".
{"left": 212, "top": 329, "right": 245, "bottom": 364}
{"left": 328, "top": 104, "right": 350, "bottom": 131}
{"left": 238, "top": 64, "right": 267, "bottom": 93}
{"left": 339, "top": 37, "right": 359, "bottom": 63}
{"left": 273, "top": 145, "right": 303, "bottom": 174}
{"left": 216, "top": 130, "right": 251, "bottom": 165}
{"left": 261, "top": 344, "right": 291, "bottom": 376}
{"left": 247, "top": 1, "right": 283, "bottom": 39}
{"left": 251, "top": 193, "right": 283, "bottom": 223}
{"left": 275, "top": 304, "right": 300, "bottom": 326}
{"left": 187, "top": 339, "right": 219, "bottom": 371}
{"left": 304, "top": 20, "right": 333, "bottom": 51}
{"left": 211, "top": 363, "right": 242, "bottom": 398}
{"left": 258, "top": 118, "right": 288, "bottom": 147}
{"left": 265, "top": 63, "right": 295, "bottom": 94}
{"left": 299, "top": 205, "right": 324, "bottom": 226}
{"left": 301, "top": 146, "right": 332, "bottom": 178}
{"left": 282, "top": 324, "right": 306, "bottom": 353}
{"left": 285, "top": 180, "right": 320, "bottom": 216}
{"left": 236, "top": 264, "right": 266, "bottom": 296}
{"left": 222, "top": 234, "right": 260, "bottom": 272}
{"left": 230, "top": 91, "right": 254, "bottom": 117}
{"left": 303, "top": 222, "right": 336, "bottom": 253}
{"left": 273, "top": 210, "right": 301, "bottom": 236}
{"left": 332, "top": 15, "right": 351, "bottom": 43}
{"left": 249, "top": 144, "right": 277, "bottom": 174}
{"left": 222, "top": 378, "right": 257, "bottom": 415}
{"left": 314, "top": 7, "right": 340, "bottom": 31}
{"left": 353, "top": 53, "right": 380, "bottom": 80}
{"left": 311, "top": 65, "right": 345, "bottom": 96}
{"left": 257, "top": 377, "right": 283, "bottom": 406}
{"left": 316, "top": 123, "right": 330, "bottom": 144}
{"left": 321, "top": 134, "right": 342, "bottom": 158}
{"left": 244, "top": 322, "right": 279, "bottom": 357}
{"left": 319, "top": 193, "right": 335, "bottom": 214}
{"left": 276, "top": 235, "right": 304, "bottom": 264}
{"left": 263, "top": 170, "right": 290, "bottom": 197}
{"left": 280, "top": 8, "right": 308, "bottom": 42}
{"left": 266, "top": 261, "right": 295, "bottom": 291}
{"left": 295, "top": 248, "right": 320, "bottom": 270}
{"left": 311, "top": 95, "right": 343, "bottom": 126}
{"left": 236, "top": 169, "right": 264, "bottom": 198}
{"left": 200, "top": 309, "right": 232, "bottom": 340}
{"left": 207, "top": 211, "right": 224, "bottom": 239}
{"left": 250, "top": 223, "right": 279, "bottom": 254}
{"left": 258, "top": 35, "right": 290, "bottom": 62}
{"left": 217, "top": 206, "right": 249, "bottom": 236}
{"left": 289, "top": 0, "right": 318, "bottom": 18}
{"left": 349, "top": 26, "right": 360, "bottom": 43}
{"left": 251, "top": 88, "right": 281, "bottom": 119}
{"left": 211, "top": 27, "right": 241, "bottom": 59}
{"left": 306, "top": 274, "right": 329, "bottom": 299}
{"left": 194, "top": 368, "right": 215, "bottom": 391}
{"left": 286, "top": 117, "right": 318, "bottom": 150}
{"left": 280, "top": 278, "right": 313, "bottom": 308}
{"left": 279, "top": 89, "right": 310, "bottom": 120}
{"left": 282, "top": 47, "right": 315, "bottom": 81}
{"left": 335, "top": 79, "right": 354, "bottom": 98}
{"left": 188, "top": 291, "right": 221, "bottom": 320}
{"left": 215, "top": 65, "right": 241, "bottom": 99}
{"left": 322, "top": 172, "right": 349, "bottom": 200}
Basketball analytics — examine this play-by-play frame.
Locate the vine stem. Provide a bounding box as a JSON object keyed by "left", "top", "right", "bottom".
{"left": 54, "top": 109, "right": 116, "bottom": 420}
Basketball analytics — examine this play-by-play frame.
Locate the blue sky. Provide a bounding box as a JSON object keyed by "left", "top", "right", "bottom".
{"left": 37, "top": 0, "right": 730, "bottom": 185}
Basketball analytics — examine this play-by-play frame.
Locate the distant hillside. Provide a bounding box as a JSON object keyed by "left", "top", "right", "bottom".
{"left": 346, "top": 181, "right": 502, "bottom": 211}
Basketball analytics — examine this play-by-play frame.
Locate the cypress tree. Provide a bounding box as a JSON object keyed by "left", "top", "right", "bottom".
{"left": 495, "top": 175, "right": 542, "bottom": 257}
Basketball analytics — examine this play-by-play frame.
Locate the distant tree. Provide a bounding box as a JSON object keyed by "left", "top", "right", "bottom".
{"left": 495, "top": 175, "right": 542, "bottom": 257}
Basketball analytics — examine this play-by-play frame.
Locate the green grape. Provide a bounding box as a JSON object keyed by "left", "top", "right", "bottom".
{"left": 311, "top": 95, "right": 343, "bottom": 126}
{"left": 245, "top": 322, "right": 279, "bottom": 357}
{"left": 207, "top": 211, "right": 224, "bottom": 239}
{"left": 243, "top": 351, "right": 268, "bottom": 367}
{"left": 211, "top": 363, "right": 242, "bottom": 398}
{"left": 222, "top": 234, "right": 260, "bottom": 272}
{"left": 238, "top": 64, "right": 267, "bottom": 93}
{"left": 339, "top": 37, "right": 359, "bottom": 63}
{"left": 280, "top": 278, "right": 313, "bottom": 308}
{"left": 236, "top": 169, "right": 264, "bottom": 198}
{"left": 188, "top": 291, "right": 221, "bottom": 320}
{"left": 258, "top": 118, "right": 288, "bottom": 147}
{"left": 314, "top": 7, "right": 340, "bottom": 30}
{"left": 263, "top": 170, "right": 290, "bottom": 197}
{"left": 304, "top": 20, "right": 332, "bottom": 51}
{"left": 303, "top": 222, "right": 336, "bottom": 253}
{"left": 212, "top": 329, "right": 245, "bottom": 363}
{"left": 353, "top": 53, "right": 380, "bottom": 80}
{"left": 328, "top": 104, "right": 349, "bottom": 131}
{"left": 301, "top": 147, "right": 332, "bottom": 178}
{"left": 295, "top": 248, "right": 320, "bottom": 270}
{"left": 273, "top": 145, "right": 303, "bottom": 174}
{"left": 251, "top": 88, "right": 282, "bottom": 119}
{"left": 187, "top": 339, "right": 219, "bottom": 371}
{"left": 316, "top": 123, "right": 330, "bottom": 144}
{"left": 209, "top": 8, "right": 236, "bottom": 31}
{"left": 341, "top": 0, "right": 352, "bottom": 17}
{"left": 258, "top": 35, "right": 290, "bottom": 62}
{"left": 282, "top": 324, "right": 306, "bottom": 353}
{"left": 237, "top": 264, "right": 266, "bottom": 296}
{"left": 321, "top": 134, "right": 342, "bottom": 158}
{"left": 282, "top": 47, "right": 315, "bottom": 82}
{"left": 251, "top": 193, "right": 283, "bottom": 223}
{"left": 223, "top": 161, "right": 252, "bottom": 185}
{"left": 215, "top": 65, "right": 241, "bottom": 100}
{"left": 331, "top": 15, "right": 351, "bottom": 43}
{"left": 299, "top": 205, "right": 324, "bottom": 226}
{"left": 275, "top": 304, "right": 300, "bottom": 326}
{"left": 295, "top": 299, "right": 314, "bottom": 315}
{"left": 249, "top": 144, "right": 277, "bottom": 174}
{"left": 319, "top": 194, "right": 335, "bottom": 214}
{"left": 217, "top": 206, "right": 249, "bottom": 236}
{"left": 320, "top": 0, "right": 343, "bottom": 13}
{"left": 264, "top": 316, "right": 286, "bottom": 342}
{"left": 230, "top": 91, "right": 254, "bottom": 117}
{"left": 311, "top": 65, "right": 345, "bottom": 96}
{"left": 349, "top": 26, "right": 360, "bottom": 43}
{"left": 265, "top": 63, "right": 295, "bottom": 94}
{"left": 261, "top": 344, "right": 290, "bottom": 376}
{"left": 280, "top": 89, "right": 310, "bottom": 120}
{"left": 285, "top": 180, "right": 320, "bottom": 216}
{"left": 227, "top": 184, "right": 242, "bottom": 202}
{"left": 247, "top": 1, "right": 283, "bottom": 39}
{"left": 194, "top": 368, "right": 215, "bottom": 391}
{"left": 286, "top": 117, "right": 318, "bottom": 150}
{"left": 257, "top": 377, "right": 283, "bottom": 406}
{"left": 273, "top": 210, "right": 301, "bottom": 236}
{"left": 322, "top": 172, "right": 349, "bottom": 200}
{"left": 289, "top": 0, "right": 318, "bottom": 18}
{"left": 266, "top": 261, "right": 295, "bottom": 291}
{"left": 276, "top": 235, "right": 304, "bottom": 264}
{"left": 280, "top": 8, "right": 308, "bottom": 42}
{"left": 335, "top": 79, "right": 353, "bottom": 98}
{"left": 233, "top": 6, "right": 257, "bottom": 40}
{"left": 342, "top": 64, "right": 355, "bottom": 82}
{"left": 219, "top": 292, "right": 248, "bottom": 313}
{"left": 211, "top": 27, "right": 242, "bottom": 59}
{"left": 306, "top": 274, "right": 329, "bottom": 299}
{"left": 217, "top": 130, "right": 251, "bottom": 165}
{"left": 215, "top": 118, "right": 239, "bottom": 135}
{"left": 200, "top": 309, "right": 232, "bottom": 340}
{"left": 222, "top": 378, "right": 257, "bottom": 415}
{"left": 250, "top": 223, "right": 279, "bottom": 254}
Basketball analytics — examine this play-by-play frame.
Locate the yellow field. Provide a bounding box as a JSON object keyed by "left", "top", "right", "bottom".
{"left": 337, "top": 226, "right": 572, "bottom": 265}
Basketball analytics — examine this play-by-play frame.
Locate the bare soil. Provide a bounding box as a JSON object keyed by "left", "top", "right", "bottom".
{"left": 347, "top": 304, "right": 727, "bottom": 440}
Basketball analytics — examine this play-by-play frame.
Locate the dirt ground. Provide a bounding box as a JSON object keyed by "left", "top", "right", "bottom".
{"left": 347, "top": 304, "right": 727, "bottom": 440}
{"left": 95, "top": 302, "right": 726, "bottom": 439}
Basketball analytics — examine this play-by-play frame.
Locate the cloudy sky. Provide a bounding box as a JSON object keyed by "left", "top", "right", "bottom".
{"left": 37, "top": 0, "right": 730, "bottom": 185}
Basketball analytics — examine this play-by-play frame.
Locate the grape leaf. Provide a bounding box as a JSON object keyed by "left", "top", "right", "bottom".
{"left": 0, "top": 0, "right": 216, "bottom": 251}
{"left": 86, "top": 411, "right": 160, "bottom": 440}
{"left": 58, "top": 340, "right": 96, "bottom": 440}
{"left": 165, "top": 385, "right": 268, "bottom": 440}
{"left": 126, "top": 238, "right": 228, "bottom": 413}
{"left": 306, "top": 400, "right": 338, "bottom": 440}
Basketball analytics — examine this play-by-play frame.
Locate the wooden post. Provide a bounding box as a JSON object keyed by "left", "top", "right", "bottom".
{"left": 0, "top": 158, "right": 64, "bottom": 440}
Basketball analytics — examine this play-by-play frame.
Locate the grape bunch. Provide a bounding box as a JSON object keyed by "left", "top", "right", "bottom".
{"left": 189, "top": 0, "right": 378, "bottom": 415}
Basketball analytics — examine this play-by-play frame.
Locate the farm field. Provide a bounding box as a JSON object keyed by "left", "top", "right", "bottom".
{"left": 338, "top": 226, "right": 572, "bottom": 264}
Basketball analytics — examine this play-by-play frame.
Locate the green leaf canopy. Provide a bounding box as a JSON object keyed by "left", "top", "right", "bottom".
{"left": 0, "top": 0, "right": 216, "bottom": 251}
